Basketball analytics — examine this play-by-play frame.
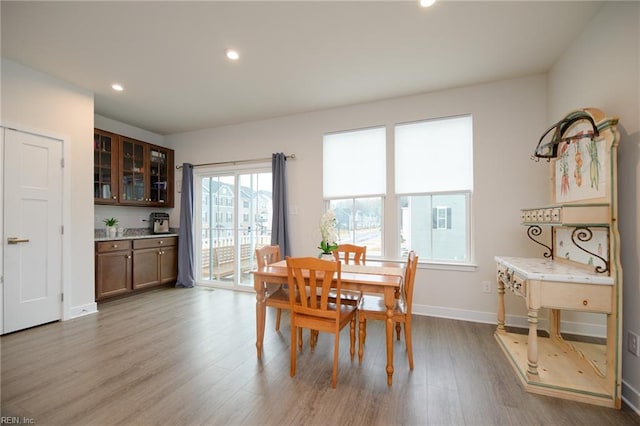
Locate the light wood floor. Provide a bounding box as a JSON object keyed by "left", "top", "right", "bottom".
{"left": 2, "top": 286, "right": 639, "bottom": 425}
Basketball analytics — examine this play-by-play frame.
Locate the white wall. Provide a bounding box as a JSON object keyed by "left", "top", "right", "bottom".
{"left": 548, "top": 1, "right": 640, "bottom": 411}
{"left": 1, "top": 58, "right": 96, "bottom": 316}
{"left": 168, "top": 74, "right": 550, "bottom": 324}
{"left": 95, "top": 114, "right": 166, "bottom": 147}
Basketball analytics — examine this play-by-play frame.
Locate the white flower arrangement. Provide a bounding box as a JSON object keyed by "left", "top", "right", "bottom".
{"left": 318, "top": 210, "right": 338, "bottom": 254}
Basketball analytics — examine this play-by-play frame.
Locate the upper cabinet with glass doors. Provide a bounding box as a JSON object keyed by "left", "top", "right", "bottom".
{"left": 94, "top": 129, "right": 174, "bottom": 207}
{"left": 120, "top": 136, "right": 148, "bottom": 205}
{"left": 148, "top": 146, "right": 173, "bottom": 206}
{"left": 94, "top": 129, "right": 119, "bottom": 204}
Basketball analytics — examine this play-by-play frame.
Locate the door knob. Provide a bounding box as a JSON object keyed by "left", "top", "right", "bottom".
{"left": 8, "top": 237, "right": 30, "bottom": 244}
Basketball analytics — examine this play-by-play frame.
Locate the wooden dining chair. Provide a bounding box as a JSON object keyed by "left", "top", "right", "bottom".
{"left": 286, "top": 256, "right": 357, "bottom": 388}
{"left": 330, "top": 244, "right": 366, "bottom": 306}
{"left": 357, "top": 250, "right": 418, "bottom": 369}
{"left": 255, "top": 245, "right": 288, "bottom": 331}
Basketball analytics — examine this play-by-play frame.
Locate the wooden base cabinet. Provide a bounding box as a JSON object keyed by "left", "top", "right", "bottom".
{"left": 96, "top": 236, "right": 178, "bottom": 301}
{"left": 95, "top": 240, "right": 132, "bottom": 300}
{"left": 132, "top": 237, "right": 178, "bottom": 290}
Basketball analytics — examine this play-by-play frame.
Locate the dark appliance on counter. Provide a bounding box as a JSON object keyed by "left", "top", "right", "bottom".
{"left": 149, "top": 212, "right": 170, "bottom": 234}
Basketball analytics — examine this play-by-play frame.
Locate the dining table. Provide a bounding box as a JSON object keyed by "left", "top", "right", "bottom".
{"left": 253, "top": 259, "right": 404, "bottom": 386}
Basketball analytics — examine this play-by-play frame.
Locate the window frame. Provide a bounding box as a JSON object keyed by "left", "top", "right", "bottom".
{"left": 322, "top": 116, "right": 475, "bottom": 268}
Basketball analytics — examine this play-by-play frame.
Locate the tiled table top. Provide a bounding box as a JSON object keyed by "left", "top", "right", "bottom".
{"left": 494, "top": 256, "right": 613, "bottom": 285}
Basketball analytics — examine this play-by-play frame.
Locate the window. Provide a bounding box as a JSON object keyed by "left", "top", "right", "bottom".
{"left": 328, "top": 197, "right": 383, "bottom": 255}
{"left": 434, "top": 206, "right": 451, "bottom": 230}
{"left": 323, "top": 116, "right": 473, "bottom": 264}
{"left": 395, "top": 115, "right": 473, "bottom": 263}
{"left": 323, "top": 127, "right": 386, "bottom": 256}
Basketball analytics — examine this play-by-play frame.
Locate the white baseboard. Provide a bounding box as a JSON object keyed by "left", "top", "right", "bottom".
{"left": 412, "top": 303, "right": 607, "bottom": 338}
{"left": 69, "top": 302, "right": 98, "bottom": 319}
{"left": 622, "top": 380, "right": 640, "bottom": 415}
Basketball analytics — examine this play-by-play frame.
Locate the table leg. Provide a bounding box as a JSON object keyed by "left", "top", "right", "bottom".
{"left": 527, "top": 308, "right": 539, "bottom": 379}
{"left": 497, "top": 274, "right": 506, "bottom": 334}
{"left": 384, "top": 287, "right": 395, "bottom": 386}
{"left": 254, "top": 273, "right": 266, "bottom": 360}
{"left": 550, "top": 308, "right": 562, "bottom": 340}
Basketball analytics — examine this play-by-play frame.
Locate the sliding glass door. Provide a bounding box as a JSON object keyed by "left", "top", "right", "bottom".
{"left": 195, "top": 167, "right": 272, "bottom": 289}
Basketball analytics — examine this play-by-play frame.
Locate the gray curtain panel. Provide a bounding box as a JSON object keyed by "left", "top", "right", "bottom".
{"left": 176, "top": 163, "right": 195, "bottom": 288}
{"left": 271, "top": 153, "right": 291, "bottom": 257}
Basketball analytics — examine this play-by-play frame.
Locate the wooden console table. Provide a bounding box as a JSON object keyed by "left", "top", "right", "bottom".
{"left": 494, "top": 108, "right": 622, "bottom": 408}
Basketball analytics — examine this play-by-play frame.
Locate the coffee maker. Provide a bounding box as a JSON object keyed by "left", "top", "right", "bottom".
{"left": 149, "top": 212, "right": 170, "bottom": 234}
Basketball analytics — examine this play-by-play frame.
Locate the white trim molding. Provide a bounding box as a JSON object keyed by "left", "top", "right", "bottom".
{"left": 413, "top": 303, "right": 607, "bottom": 339}
{"left": 69, "top": 302, "right": 98, "bottom": 319}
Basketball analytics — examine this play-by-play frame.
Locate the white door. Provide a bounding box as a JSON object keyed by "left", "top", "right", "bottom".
{"left": 3, "top": 128, "right": 63, "bottom": 334}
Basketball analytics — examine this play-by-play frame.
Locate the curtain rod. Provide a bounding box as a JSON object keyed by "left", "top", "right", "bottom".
{"left": 176, "top": 154, "right": 295, "bottom": 169}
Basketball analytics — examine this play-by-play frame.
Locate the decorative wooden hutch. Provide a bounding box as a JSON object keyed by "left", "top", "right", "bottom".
{"left": 494, "top": 108, "right": 622, "bottom": 408}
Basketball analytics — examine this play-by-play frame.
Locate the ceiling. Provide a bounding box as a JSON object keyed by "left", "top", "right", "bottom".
{"left": 1, "top": 1, "right": 603, "bottom": 136}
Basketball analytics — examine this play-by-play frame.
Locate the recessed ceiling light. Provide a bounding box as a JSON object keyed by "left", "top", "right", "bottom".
{"left": 226, "top": 49, "right": 240, "bottom": 61}
{"left": 420, "top": 0, "right": 436, "bottom": 7}
{"left": 111, "top": 83, "right": 124, "bottom": 92}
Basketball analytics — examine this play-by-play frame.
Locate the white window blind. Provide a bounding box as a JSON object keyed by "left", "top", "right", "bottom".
{"left": 323, "top": 127, "right": 386, "bottom": 198}
{"left": 395, "top": 115, "right": 473, "bottom": 194}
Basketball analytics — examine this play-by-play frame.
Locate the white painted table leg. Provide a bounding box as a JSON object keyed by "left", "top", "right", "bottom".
{"left": 527, "top": 308, "right": 539, "bottom": 379}
{"left": 497, "top": 275, "right": 506, "bottom": 334}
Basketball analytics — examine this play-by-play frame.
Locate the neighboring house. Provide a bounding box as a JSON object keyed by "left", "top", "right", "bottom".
{"left": 200, "top": 179, "right": 273, "bottom": 248}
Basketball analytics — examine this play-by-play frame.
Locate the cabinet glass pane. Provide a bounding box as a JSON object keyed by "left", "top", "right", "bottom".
{"left": 94, "top": 132, "right": 115, "bottom": 201}
{"left": 150, "top": 148, "right": 169, "bottom": 203}
{"left": 121, "top": 139, "right": 147, "bottom": 202}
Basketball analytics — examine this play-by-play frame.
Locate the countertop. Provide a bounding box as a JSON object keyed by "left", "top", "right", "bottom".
{"left": 95, "top": 227, "right": 179, "bottom": 242}
{"left": 494, "top": 256, "right": 613, "bottom": 285}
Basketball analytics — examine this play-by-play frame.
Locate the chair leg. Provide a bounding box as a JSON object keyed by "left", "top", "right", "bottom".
{"left": 358, "top": 316, "right": 365, "bottom": 363}
{"left": 396, "top": 320, "right": 401, "bottom": 341}
{"left": 349, "top": 317, "right": 355, "bottom": 361}
{"left": 363, "top": 318, "right": 367, "bottom": 343}
{"left": 290, "top": 323, "right": 297, "bottom": 377}
{"left": 275, "top": 308, "right": 282, "bottom": 331}
{"left": 298, "top": 327, "right": 303, "bottom": 351}
{"left": 404, "top": 319, "right": 414, "bottom": 370}
{"left": 332, "top": 333, "right": 340, "bottom": 388}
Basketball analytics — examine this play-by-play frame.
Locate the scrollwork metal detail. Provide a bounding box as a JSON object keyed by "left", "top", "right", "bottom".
{"left": 526, "top": 225, "right": 553, "bottom": 258}
{"left": 570, "top": 227, "right": 609, "bottom": 274}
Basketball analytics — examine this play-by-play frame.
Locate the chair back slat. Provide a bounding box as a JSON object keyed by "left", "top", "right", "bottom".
{"left": 402, "top": 251, "right": 418, "bottom": 314}
{"left": 332, "top": 244, "right": 366, "bottom": 264}
{"left": 255, "top": 245, "right": 281, "bottom": 268}
{"left": 286, "top": 257, "right": 341, "bottom": 318}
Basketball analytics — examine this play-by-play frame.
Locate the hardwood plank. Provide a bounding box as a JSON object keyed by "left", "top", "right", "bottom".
{"left": 1, "top": 287, "right": 638, "bottom": 425}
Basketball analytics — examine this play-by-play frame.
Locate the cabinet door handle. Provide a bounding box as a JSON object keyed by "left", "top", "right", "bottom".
{"left": 126, "top": 255, "right": 131, "bottom": 259}
{"left": 112, "top": 244, "right": 118, "bottom": 248}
